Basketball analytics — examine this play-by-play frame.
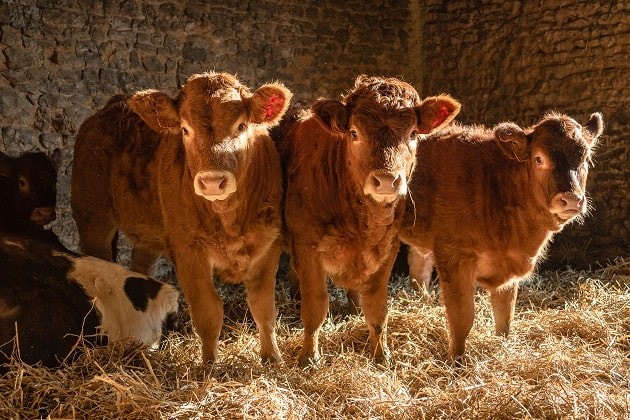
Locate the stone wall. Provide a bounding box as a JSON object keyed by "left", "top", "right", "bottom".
{"left": 1, "top": 0, "right": 627, "bottom": 267}
{"left": 0, "top": 0, "right": 422, "bottom": 252}
{"left": 421, "top": 0, "right": 629, "bottom": 267}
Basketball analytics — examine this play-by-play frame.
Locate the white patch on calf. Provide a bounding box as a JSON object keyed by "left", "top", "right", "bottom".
{"left": 63, "top": 254, "right": 179, "bottom": 347}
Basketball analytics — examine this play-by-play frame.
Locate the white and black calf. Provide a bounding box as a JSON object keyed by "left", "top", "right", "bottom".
{"left": 0, "top": 234, "right": 179, "bottom": 370}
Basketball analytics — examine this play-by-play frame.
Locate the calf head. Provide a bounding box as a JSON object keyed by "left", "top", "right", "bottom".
{"left": 0, "top": 151, "right": 58, "bottom": 229}
{"left": 127, "top": 72, "right": 292, "bottom": 201}
{"left": 311, "top": 75, "right": 460, "bottom": 204}
{"left": 495, "top": 112, "right": 604, "bottom": 225}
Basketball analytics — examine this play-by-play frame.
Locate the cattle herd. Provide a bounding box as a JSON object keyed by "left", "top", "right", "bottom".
{"left": 0, "top": 71, "right": 603, "bottom": 370}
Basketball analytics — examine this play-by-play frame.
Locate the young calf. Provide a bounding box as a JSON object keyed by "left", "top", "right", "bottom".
{"left": 72, "top": 72, "right": 291, "bottom": 364}
{"left": 275, "top": 75, "right": 460, "bottom": 366}
{"left": 0, "top": 151, "right": 57, "bottom": 232}
{"left": 398, "top": 112, "right": 604, "bottom": 362}
{"left": 0, "top": 234, "right": 179, "bottom": 370}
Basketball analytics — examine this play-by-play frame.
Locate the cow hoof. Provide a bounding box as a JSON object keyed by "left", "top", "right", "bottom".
{"left": 375, "top": 356, "right": 391, "bottom": 369}
{"left": 298, "top": 351, "right": 321, "bottom": 368}
{"left": 373, "top": 349, "right": 392, "bottom": 368}
{"left": 201, "top": 351, "right": 218, "bottom": 365}
{"left": 408, "top": 277, "right": 435, "bottom": 302}
{"left": 450, "top": 354, "right": 467, "bottom": 369}
{"left": 261, "top": 352, "right": 283, "bottom": 365}
{"left": 409, "top": 277, "right": 424, "bottom": 293}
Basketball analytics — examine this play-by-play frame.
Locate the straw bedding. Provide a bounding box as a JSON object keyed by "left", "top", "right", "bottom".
{"left": 1, "top": 259, "right": 628, "bottom": 419}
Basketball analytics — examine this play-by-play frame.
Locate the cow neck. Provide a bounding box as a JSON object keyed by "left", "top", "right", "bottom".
{"left": 496, "top": 161, "right": 559, "bottom": 253}
{"left": 337, "top": 142, "right": 400, "bottom": 238}
{"left": 521, "top": 162, "right": 562, "bottom": 232}
{"left": 208, "top": 196, "right": 242, "bottom": 237}
{"left": 208, "top": 138, "right": 277, "bottom": 238}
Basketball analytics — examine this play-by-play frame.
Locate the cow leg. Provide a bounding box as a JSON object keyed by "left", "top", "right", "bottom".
{"left": 358, "top": 251, "right": 396, "bottom": 366}
{"left": 77, "top": 222, "right": 118, "bottom": 262}
{"left": 172, "top": 245, "right": 223, "bottom": 364}
{"left": 490, "top": 281, "right": 519, "bottom": 337}
{"left": 436, "top": 253, "right": 476, "bottom": 363}
{"left": 131, "top": 243, "right": 160, "bottom": 275}
{"left": 294, "top": 243, "right": 328, "bottom": 367}
{"left": 287, "top": 260, "right": 300, "bottom": 300}
{"left": 408, "top": 247, "right": 434, "bottom": 293}
{"left": 244, "top": 245, "right": 282, "bottom": 364}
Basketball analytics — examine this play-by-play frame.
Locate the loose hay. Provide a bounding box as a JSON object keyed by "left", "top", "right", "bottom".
{"left": 1, "top": 262, "right": 628, "bottom": 419}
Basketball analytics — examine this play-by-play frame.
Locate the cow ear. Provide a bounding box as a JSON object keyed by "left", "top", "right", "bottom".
{"left": 311, "top": 99, "right": 348, "bottom": 134}
{"left": 495, "top": 122, "right": 529, "bottom": 161}
{"left": 584, "top": 112, "right": 604, "bottom": 145}
{"left": 127, "top": 90, "right": 180, "bottom": 133}
{"left": 249, "top": 83, "right": 293, "bottom": 126}
{"left": 415, "top": 95, "right": 461, "bottom": 134}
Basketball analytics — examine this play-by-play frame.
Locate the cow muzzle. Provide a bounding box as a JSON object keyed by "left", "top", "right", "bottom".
{"left": 363, "top": 171, "right": 407, "bottom": 204}
{"left": 30, "top": 207, "right": 56, "bottom": 225}
{"left": 549, "top": 192, "right": 585, "bottom": 220}
{"left": 193, "top": 170, "right": 237, "bottom": 201}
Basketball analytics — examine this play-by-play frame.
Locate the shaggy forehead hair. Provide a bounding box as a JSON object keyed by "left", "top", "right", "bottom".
{"left": 177, "top": 72, "right": 251, "bottom": 105}
{"left": 174, "top": 72, "right": 253, "bottom": 130}
{"left": 531, "top": 112, "right": 594, "bottom": 161}
{"left": 342, "top": 75, "right": 421, "bottom": 110}
{"left": 534, "top": 112, "right": 583, "bottom": 139}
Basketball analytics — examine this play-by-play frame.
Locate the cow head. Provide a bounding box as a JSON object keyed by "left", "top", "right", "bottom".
{"left": 311, "top": 75, "right": 460, "bottom": 205}
{"left": 127, "top": 72, "right": 292, "bottom": 201}
{"left": 495, "top": 112, "right": 603, "bottom": 225}
{"left": 0, "top": 151, "right": 58, "bottom": 227}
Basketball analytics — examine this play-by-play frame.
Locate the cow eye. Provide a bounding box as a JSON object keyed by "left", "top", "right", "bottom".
{"left": 410, "top": 130, "right": 418, "bottom": 141}
{"left": 237, "top": 123, "right": 247, "bottom": 132}
{"left": 534, "top": 155, "right": 544, "bottom": 165}
{"left": 350, "top": 130, "right": 358, "bottom": 140}
{"left": 18, "top": 176, "right": 28, "bottom": 190}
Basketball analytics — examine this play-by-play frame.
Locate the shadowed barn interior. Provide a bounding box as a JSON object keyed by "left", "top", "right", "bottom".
{"left": 1, "top": 0, "right": 626, "bottom": 268}
{"left": 0, "top": 1, "right": 628, "bottom": 418}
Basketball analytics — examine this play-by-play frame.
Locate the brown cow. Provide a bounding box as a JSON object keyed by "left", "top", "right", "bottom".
{"left": 0, "top": 151, "right": 58, "bottom": 232}
{"left": 275, "top": 75, "right": 460, "bottom": 366}
{"left": 398, "top": 112, "right": 604, "bottom": 362}
{"left": 71, "top": 72, "right": 291, "bottom": 364}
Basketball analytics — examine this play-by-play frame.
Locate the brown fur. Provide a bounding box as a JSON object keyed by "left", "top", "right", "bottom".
{"left": 0, "top": 151, "right": 58, "bottom": 232}
{"left": 398, "top": 112, "right": 604, "bottom": 362}
{"left": 71, "top": 72, "right": 292, "bottom": 364}
{"left": 274, "top": 75, "right": 460, "bottom": 366}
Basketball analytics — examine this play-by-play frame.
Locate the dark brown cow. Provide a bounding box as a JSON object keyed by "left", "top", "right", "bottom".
{"left": 275, "top": 75, "right": 460, "bottom": 366}
{"left": 0, "top": 151, "right": 57, "bottom": 232}
{"left": 0, "top": 233, "right": 179, "bottom": 371}
{"left": 71, "top": 72, "right": 291, "bottom": 364}
{"left": 399, "top": 112, "right": 604, "bottom": 362}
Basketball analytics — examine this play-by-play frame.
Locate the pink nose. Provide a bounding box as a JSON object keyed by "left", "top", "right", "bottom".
{"left": 193, "top": 170, "right": 237, "bottom": 200}
{"left": 30, "top": 207, "right": 56, "bottom": 225}
{"left": 370, "top": 173, "right": 403, "bottom": 196}
{"left": 550, "top": 192, "right": 585, "bottom": 218}
{"left": 198, "top": 174, "right": 227, "bottom": 195}
{"left": 363, "top": 171, "right": 407, "bottom": 204}
{"left": 558, "top": 192, "right": 584, "bottom": 212}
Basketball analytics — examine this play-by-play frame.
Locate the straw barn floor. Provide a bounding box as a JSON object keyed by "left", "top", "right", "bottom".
{"left": 1, "top": 259, "right": 629, "bottom": 419}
